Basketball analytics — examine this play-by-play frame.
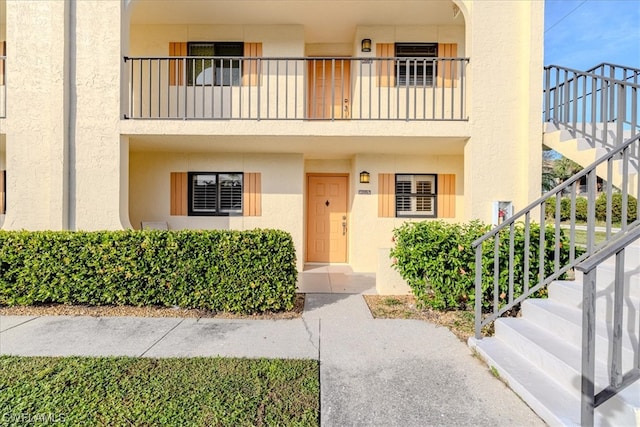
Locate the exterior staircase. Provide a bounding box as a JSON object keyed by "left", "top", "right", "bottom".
{"left": 469, "top": 240, "right": 640, "bottom": 426}
{"left": 544, "top": 122, "right": 638, "bottom": 194}
{"left": 468, "top": 63, "right": 640, "bottom": 427}
{"left": 542, "top": 63, "right": 640, "bottom": 194}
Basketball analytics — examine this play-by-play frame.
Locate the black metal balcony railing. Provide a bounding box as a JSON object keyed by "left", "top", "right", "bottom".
{"left": 124, "top": 56, "right": 468, "bottom": 121}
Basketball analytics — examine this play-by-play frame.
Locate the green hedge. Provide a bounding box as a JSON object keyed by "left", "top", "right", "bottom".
{"left": 595, "top": 192, "right": 637, "bottom": 223}
{"left": 545, "top": 193, "right": 637, "bottom": 223}
{"left": 0, "top": 229, "right": 297, "bottom": 313}
{"left": 390, "top": 220, "right": 575, "bottom": 311}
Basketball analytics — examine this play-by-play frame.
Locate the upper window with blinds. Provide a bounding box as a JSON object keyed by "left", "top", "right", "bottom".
{"left": 188, "top": 172, "right": 243, "bottom": 216}
{"left": 187, "top": 42, "right": 243, "bottom": 86}
{"left": 395, "top": 43, "right": 437, "bottom": 86}
{"left": 396, "top": 174, "right": 436, "bottom": 217}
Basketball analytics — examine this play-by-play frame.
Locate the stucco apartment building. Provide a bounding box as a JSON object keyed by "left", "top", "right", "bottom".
{"left": 0, "top": 0, "right": 543, "bottom": 282}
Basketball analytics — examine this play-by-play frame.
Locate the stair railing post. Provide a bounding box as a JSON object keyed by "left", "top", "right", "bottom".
{"left": 586, "top": 170, "right": 597, "bottom": 255}
{"left": 544, "top": 67, "right": 551, "bottom": 122}
{"left": 474, "top": 244, "right": 483, "bottom": 339}
{"left": 616, "top": 83, "right": 625, "bottom": 147}
{"left": 610, "top": 249, "right": 625, "bottom": 388}
{"left": 581, "top": 267, "right": 597, "bottom": 427}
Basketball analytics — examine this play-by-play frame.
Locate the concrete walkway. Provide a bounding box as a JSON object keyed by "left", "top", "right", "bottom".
{"left": 0, "top": 293, "right": 544, "bottom": 426}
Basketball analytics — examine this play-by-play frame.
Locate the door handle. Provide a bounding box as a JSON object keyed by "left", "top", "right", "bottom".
{"left": 342, "top": 215, "right": 347, "bottom": 236}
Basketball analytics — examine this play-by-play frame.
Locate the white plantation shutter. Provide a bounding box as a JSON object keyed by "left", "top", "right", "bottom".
{"left": 396, "top": 174, "right": 436, "bottom": 217}
{"left": 395, "top": 179, "right": 412, "bottom": 213}
{"left": 192, "top": 174, "right": 218, "bottom": 213}
{"left": 416, "top": 179, "right": 434, "bottom": 212}
{"left": 218, "top": 173, "right": 243, "bottom": 214}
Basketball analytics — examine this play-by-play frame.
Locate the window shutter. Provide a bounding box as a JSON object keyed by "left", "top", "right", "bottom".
{"left": 169, "top": 42, "right": 187, "bottom": 86}
{"left": 376, "top": 43, "right": 395, "bottom": 87}
{"left": 243, "top": 172, "right": 262, "bottom": 216}
{"left": 0, "top": 170, "right": 5, "bottom": 214}
{"left": 437, "top": 43, "right": 458, "bottom": 88}
{"left": 378, "top": 173, "right": 395, "bottom": 217}
{"left": 437, "top": 174, "right": 456, "bottom": 218}
{"left": 242, "top": 43, "right": 262, "bottom": 86}
{"left": 170, "top": 172, "right": 187, "bottom": 216}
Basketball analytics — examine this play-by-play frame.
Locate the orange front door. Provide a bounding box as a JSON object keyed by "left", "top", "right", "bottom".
{"left": 306, "top": 175, "right": 348, "bottom": 263}
{"left": 307, "top": 59, "right": 351, "bottom": 119}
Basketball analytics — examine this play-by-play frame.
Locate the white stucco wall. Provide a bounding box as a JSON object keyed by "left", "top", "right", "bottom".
{"left": 73, "top": 0, "right": 130, "bottom": 230}
{"left": 3, "top": 0, "right": 68, "bottom": 230}
{"left": 3, "top": 0, "right": 129, "bottom": 231}
{"left": 129, "top": 151, "right": 305, "bottom": 270}
{"left": 349, "top": 153, "right": 464, "bottom": 272}
{"left": 1, "top": 0, "right": 544, "bottom": 276}
{"left": 461, "top": 0, "right": 544, "bottom": 220}
{"left": 129, "top": 151, "right": 462, "bottom": 273}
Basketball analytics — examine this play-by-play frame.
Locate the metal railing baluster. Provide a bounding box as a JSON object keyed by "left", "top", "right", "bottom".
{"left": 123, "top": 56, "right": 470, "bottom": 121}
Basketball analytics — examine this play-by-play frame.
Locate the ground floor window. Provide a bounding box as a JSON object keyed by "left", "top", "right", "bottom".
{"left": 188, "top": 172, "right": 243, "bottom": 216}
{"left": 395, "top": 174, "right": 436, "bottom": 217}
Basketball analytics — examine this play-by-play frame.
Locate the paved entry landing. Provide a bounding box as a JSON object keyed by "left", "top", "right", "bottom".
{"left": 297, "top": 264, "right": 376, "bottom": 294}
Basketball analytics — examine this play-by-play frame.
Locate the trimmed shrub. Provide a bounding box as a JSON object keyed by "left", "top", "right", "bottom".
{"left": 595, "top": 192, "right": 638, "bottom": 223}
{"left": 0, "top": 229, "right": 297, "bottom": 313}
{"left": 390, "top": 220, "right": 574, "bottom": 311}
{"left": 575, "top": 197, "right": 588, "bottom": 221}
{"left": 545, "top": 196, "right": 588, "bottom": 221}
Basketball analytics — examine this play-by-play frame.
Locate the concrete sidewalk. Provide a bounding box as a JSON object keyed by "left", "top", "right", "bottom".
{"left": 0, "top": 294, "right": 544, "bottom": 427}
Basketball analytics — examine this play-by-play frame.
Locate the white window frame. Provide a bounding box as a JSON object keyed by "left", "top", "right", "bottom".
{"left": 395, "top": 174, "right": 437, "bottom": 218}
{"left": 188, "top": 172, "right": 243, "bottom": 216}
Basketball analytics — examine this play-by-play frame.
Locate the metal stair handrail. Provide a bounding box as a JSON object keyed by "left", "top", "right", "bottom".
{"left": 544, "top": 64, "right": 640, "bottom": 150}
{"left": 576, "top": 224, "right": 640, "bottom": 426}
{"left": 586, "top": 62, "right": 640, "bottom": 83}
{"left": 473, "top": 133, "right": 640, "bottom": 338}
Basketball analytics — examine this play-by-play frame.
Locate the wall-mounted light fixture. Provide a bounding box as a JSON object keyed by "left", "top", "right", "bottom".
{"left": 359, "top": 171, "right": 370, "bottom": 184}
{"left": 361, "top": 39, "right": 372, "bottom": 53}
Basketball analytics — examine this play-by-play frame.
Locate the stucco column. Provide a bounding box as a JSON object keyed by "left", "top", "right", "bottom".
{"left": 3, "top": 0, "right": 69, "bottom": 230}
{"left": 72, "top": 0, "right": 130, "bottom": 230}
{"left": 463, "top": 0, "right": 543, "bottom": 222}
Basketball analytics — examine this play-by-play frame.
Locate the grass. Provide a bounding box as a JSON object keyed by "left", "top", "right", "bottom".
{"left": 363, "top": 295, "right": 493, "bottom": 342}
{"left": 573, "top": 229, "right": 608, "bottom": 246}
{"left": 0, "top": 356, "right": 319, "bottom": 427}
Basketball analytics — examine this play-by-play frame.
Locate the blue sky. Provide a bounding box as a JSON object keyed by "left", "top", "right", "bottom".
{"left": 544, "top": 0, "right": 640, "bottom": 70}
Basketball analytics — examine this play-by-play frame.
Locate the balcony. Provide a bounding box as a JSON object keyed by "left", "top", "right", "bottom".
{"left": 125, "top": 56, "right": 468, "bottom": 122}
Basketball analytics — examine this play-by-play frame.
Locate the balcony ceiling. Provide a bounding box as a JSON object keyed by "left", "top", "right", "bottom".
{"left": 129, "top": 0, "right": 463, "bottom": 43}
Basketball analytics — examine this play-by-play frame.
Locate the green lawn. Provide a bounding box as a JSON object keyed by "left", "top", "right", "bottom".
{"left": 572, "top": 229, "right": 608, "bottom": 246}
{"left": 0, "top": 356, "right": 319, "bottom": 427}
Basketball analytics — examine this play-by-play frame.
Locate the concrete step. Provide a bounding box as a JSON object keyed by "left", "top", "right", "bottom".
{"left": 488, "top": 318, "right": 640, "bottom": 425}
{"left": 574, "top": 262, "right": 640, "bottom": 300}
{"left": 469, "top": 335, "right": 582, "bottom": 426}
{"left": 548, "top": 280, "right": 640, "bottom": 327}
{"left": 468, "top": 334, "right": 637, "bottom": 427}
{"left": 521, "top": 298, "right": 636, "bottom": 368}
